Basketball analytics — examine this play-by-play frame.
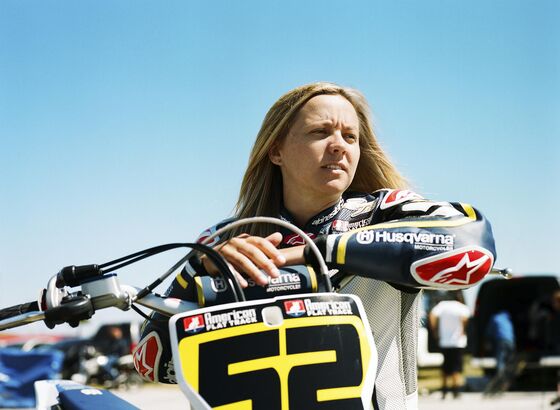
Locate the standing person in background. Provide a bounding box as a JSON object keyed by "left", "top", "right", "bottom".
{"left": 98, "top": 326, "right": 130, "bottom": 358}
{"left": 484, "top": 309, "right": 516, "bottom": 394}
{"left": 429, "top": 291, "right": 470, "bottom": 399}
{"left": 530, "top": 289, "right": 560, "bottom": 355}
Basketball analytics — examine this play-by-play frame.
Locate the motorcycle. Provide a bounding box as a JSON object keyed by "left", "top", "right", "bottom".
{"left": 71, "top": 345, "right": 143, "bottom": 390}
{"left": 0, "top": 217, "right": 511, "bottom": 409}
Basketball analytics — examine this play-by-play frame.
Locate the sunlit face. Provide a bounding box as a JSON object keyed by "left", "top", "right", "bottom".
{"left": 269, "top": 94, "right": 361, "bottom": 205}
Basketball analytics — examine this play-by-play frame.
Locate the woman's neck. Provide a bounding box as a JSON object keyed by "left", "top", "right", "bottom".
{"left": 283, "top": 193, "right": 341, "bottom": 227}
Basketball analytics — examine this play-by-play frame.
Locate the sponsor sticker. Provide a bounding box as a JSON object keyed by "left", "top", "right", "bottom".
{"left": 261, "top": 273, "right": 302, "bottom": 293}
{"left": 203, "top": 308, "right": 258, "bottom": 331}
{"left": 355, "top": 229, "right": 454, "bottom": 251}
{"left": 380, "top": 189, "right": 422, "bottom": 209}
{"left": 304, "top": 298, "right": 353, "bottom": 316}
{"left": 183, "top": 314, "right": 206, "bottom": 334}
{"left": 411, "top": 246, "right": 493, "bottom": 288}
{"left": 211, "top": 277, "right": 228, "bottom": 293}
{"left": 133, "top": 331, "right": 163, "bottom": 382}
{"left": 347, "top": 218, "right": 372, "bottom": 230}
{"left": 332, "top": 219, "right": 349, "bottom": 232}
{"left": 356, "top": 230, "right": 375, "bottom": 244}
{"left": 284, "top": 300, "right": 306, "bottom": 317}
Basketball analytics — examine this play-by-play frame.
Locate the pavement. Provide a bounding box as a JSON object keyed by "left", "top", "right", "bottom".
{"left": 112, "top": 385, "right": 560, "bottom": 409}
{"left": 418, "top": 391, "right": 558, "bottom": 409}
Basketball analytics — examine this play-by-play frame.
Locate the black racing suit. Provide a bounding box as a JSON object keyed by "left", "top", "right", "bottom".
{"left": 133, "top": 189, "right": 496, "bottom": 409}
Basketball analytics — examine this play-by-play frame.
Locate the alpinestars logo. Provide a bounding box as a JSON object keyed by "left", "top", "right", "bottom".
{"left": 133, "top": 331, "right": 162, "bottom": 382}
{"left": 311, "top": 198, "right": 344, "bottom": 225}
{"left": 197, "top": 229, "right": 219, "bottom": 246}
{"left": 411, "top": 246, "right": 493, "bottom": 289}
{"left": 380, "top": 189, "right": 422, "bottom": 209}
{"left": 283, "top": 233, "right": 316, "bottom": 246}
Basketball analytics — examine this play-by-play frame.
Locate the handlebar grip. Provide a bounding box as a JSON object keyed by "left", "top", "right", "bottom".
{"left": 56, "top": 264, "right": 102, "bottom": 287}
{"left": 0, "top": 301, "right": 40, "bottom": 321}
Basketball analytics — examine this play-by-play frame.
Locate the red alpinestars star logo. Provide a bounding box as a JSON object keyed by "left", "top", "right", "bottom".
{"left": 283, "top": 233, "right": 316, "bottom": 246}
{"left": 411, "top": 246, "right": 493, "bottom": 289}
{"left": 380, "top": 189, "right": 422, "bottom": 209}
{"left": 133, "top": 331, "right": 162, "bottom": 382}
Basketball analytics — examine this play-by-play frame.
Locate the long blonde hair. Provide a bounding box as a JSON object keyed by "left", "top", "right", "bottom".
{"left": 233, "top": 82, "right": 407, "bottom": 237}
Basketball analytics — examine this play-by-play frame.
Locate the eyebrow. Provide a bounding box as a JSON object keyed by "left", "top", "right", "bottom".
{"left": 306, "top": 120, "right": 359, "bottom": 129}
{"left": 306, "top": 120, "right": 359, "bottom": 132}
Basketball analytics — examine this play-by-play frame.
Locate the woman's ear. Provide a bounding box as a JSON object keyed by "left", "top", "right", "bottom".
{"left": 268, "top": 143, "right": 282, "bottom": 166}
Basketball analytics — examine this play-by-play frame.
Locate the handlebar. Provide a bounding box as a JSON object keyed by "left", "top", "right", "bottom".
{"left": 0, "top": 216, "right": 331, "bottom": 332}
{"left": 0, "top": 301, "right": 40, "bottom": 321}
{"left": 0, "top": 216, "right": 513, "bottom": 333}
{"left": 490, "top": 267, "right": 513, "bottom": 279}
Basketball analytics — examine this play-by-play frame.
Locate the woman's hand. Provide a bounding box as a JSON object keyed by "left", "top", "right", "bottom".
{"left": 201, "top": 232, "right": 287, "bottom": 287}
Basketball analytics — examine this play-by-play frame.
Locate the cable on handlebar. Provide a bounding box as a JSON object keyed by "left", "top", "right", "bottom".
{"left": 54, "top": 242, "right": 244, "bottom": 311}
{"left": 134, "top": 242, "right": 245, "bottom": 303}
{"left": 99, "top": 243, "right": 192, "bottom": 273}
{"left": 55, "top": 244, "right": 193, "bottom": 288}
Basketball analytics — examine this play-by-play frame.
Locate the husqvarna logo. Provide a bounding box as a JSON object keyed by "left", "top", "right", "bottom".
{"left": 211, "top": 277, "right": 228, "bottom": 293}
{"left": 356, "top": 230, "right": 375, "bottom": 244}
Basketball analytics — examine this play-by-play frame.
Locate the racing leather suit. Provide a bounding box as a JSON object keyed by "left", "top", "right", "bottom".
{"left": 133, "top": 189, "right": 496, "bottom": 409}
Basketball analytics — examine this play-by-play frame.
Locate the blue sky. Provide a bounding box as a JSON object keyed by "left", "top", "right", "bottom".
{"left": 1, "top": 1, "right": 558, "bottom": 331}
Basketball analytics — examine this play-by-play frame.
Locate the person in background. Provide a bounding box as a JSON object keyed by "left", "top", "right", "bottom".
{"left": 530, "top": 289, "right": 560, "bottom": 354}
{"left": 547, "top": 290, "right": 560, "bottom": 354}
{"left": 484, "top": 309, "right": 516, "bottom": 394}
{"left": 552, "top": 290, "right": 560, "bottom": 410}
{"left": 429, "top": 291, "right": 470, "bottom": 399}
{"left": 98, "top": 326, "right": 130, "bottom": 358}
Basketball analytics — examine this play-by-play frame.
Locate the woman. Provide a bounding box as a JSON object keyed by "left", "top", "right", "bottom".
{"left": 134, "top": 82, "right": 496, "bottom": 409}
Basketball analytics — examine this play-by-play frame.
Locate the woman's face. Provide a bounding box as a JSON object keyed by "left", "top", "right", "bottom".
{"left": 270, "top": 94, "right": 361, "bottom": 204}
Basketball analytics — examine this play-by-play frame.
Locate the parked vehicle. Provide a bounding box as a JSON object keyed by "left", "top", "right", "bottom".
{"left": 71, "top": 344, "right": 143, "bottom": 389}
{"left": 469, "top": 274, "right": 560, "bottom": 390}
{"left": 37, "top": 322, "right": 142, "bottom": 384}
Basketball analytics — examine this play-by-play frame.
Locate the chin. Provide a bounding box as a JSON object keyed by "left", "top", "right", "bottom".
{"left": 321, "top": 181, "right": 350, "bottom": 196}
